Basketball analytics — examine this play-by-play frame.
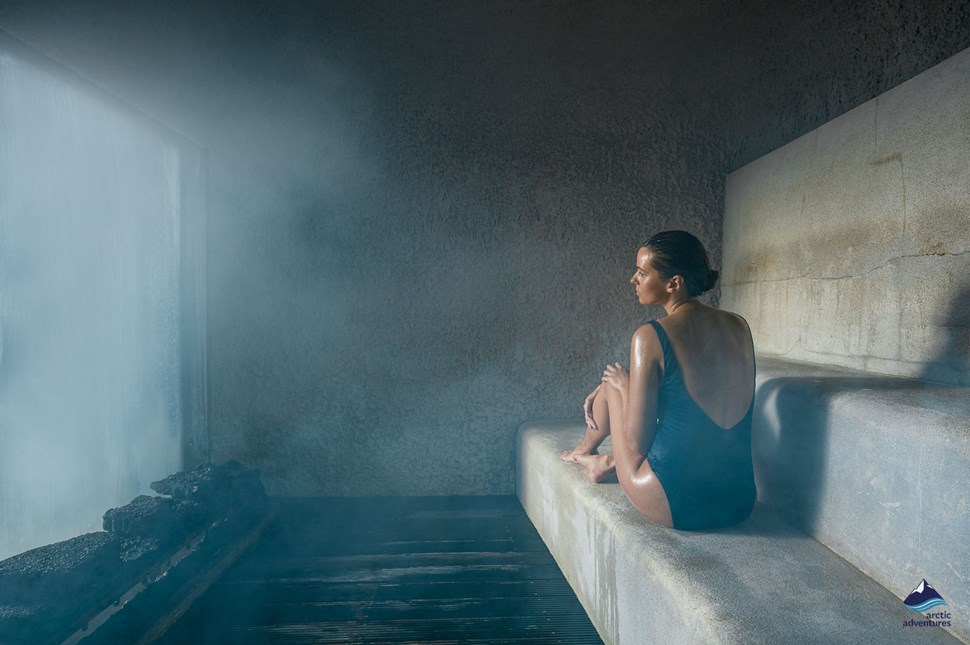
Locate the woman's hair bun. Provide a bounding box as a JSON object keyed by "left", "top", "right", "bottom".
{"left": 702, "top": 269, "right": 720, "bottom": 293}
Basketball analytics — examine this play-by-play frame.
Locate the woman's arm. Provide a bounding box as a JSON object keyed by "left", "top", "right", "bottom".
{"left": 596, "top": 324, "right": 673, "bottom": 526}
{"left": 605, "top": 324, "right": 663, "bottom": 474}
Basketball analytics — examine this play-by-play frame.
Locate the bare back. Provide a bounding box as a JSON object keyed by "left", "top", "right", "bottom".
{"left": 655, "top": 304, "right": 754, "bottom": 429}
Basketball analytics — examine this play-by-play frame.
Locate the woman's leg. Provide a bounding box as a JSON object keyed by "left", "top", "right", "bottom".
{"left": 577, "top": 384, "right": 674, "bottom": 528}
{"left": 569, "top": 383, "right": 617, "bottom": 481}
{"left": 561, "top": 386, "right": 613, "bottom": 462}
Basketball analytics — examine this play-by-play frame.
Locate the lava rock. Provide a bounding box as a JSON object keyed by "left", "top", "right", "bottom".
{"left": 0, "top": 605, "right": 32, "bottom": 620}
{"left": 150, "top": 463, "right": 217, "bottom": 499}
{"left": 0, "top": 532, "right": 119, "bottom": 604}
{"left": 119, "top": 536, "right": 161, "bottom": 562}
{"left": 150, "top": 460, "right": 265, "bottom": 513}
{"left": 173, "top": 498, "right": 211, "bottom": 533}
{"left": 103, "top": 494, "right": 176, "bottom": 538}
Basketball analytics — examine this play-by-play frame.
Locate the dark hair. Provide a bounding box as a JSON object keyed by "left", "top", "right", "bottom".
{"left": 641, "top": 230, "right": 719, "bottom": 296}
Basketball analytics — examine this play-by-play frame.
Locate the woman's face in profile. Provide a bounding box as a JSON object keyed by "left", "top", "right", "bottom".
{"left": 630, "top": 247, "right": 667, "bottom": 305}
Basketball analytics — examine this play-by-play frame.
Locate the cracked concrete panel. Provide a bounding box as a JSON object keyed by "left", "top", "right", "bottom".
{"left": 874, "top": 50, "right": 970, "bottom": 257}
{"left": 784, "top": 102, "right": 907, "bottom": 279}
{"left": 899, "top": 254, "right": 970, "bottom": 360}
{"left": 725, "top": 278, "right": 805, "bottom": 358}
{"left": 723, "top": 134, "right": 818, "bottom": 285}
{"left": 724, "top": 47, "right": 970, "bottom": 386}
{"left": 804, "top": 102, "right": 907, "bottom": 277}
{"left": 862, "top": 263, "right": 903, "bottom": 361}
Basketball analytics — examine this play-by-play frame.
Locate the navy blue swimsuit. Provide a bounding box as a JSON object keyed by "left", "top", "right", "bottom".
{"left": 644, "top": 320, "right": 757, "bottom": 531}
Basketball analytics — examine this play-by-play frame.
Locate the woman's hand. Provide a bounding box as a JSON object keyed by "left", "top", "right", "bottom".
{"left": 583, "top": 384, "right": 601, "bottom": 430}
{"left": 601, "top": 362, "right": 629, "bottom": 395}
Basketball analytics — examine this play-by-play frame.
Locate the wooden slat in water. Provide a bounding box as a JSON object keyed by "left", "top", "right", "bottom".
{"left": 160, "top": 496, "right": 601, "bottom": 644}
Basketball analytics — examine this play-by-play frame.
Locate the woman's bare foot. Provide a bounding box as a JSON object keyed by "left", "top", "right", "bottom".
{"left": 560, "top": 425, "right": 608, "bottom": 463}
{"left": 560, "top": 444, "right": 598, "bottom": 462}
{"left": 572, "top": 453, "right": 617, "bottom": 483}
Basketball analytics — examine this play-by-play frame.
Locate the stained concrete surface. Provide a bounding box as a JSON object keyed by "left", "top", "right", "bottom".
{"left": 723, "top": 47, "right": 970, "bottom": 386}
{"left": 1, "top": 2, "right": 969, "bottom": 496}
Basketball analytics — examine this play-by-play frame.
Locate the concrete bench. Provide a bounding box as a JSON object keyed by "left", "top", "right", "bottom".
{"left": 517, "top": 357, "right": 969, "bottom": 644}
{"left": 754, "top": 357, "right": 970, "bottom": 637}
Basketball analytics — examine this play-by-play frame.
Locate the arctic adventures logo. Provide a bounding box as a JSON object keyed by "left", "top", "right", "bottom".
{"left": 902, "top": 579, "right": 952, "bottom": 628}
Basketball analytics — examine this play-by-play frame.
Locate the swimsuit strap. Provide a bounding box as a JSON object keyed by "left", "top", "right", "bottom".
{"left": 646, "top": 319, "right": 680, "bottom": 380}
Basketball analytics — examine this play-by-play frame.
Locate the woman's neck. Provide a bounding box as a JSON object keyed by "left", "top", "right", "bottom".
{"left": 663, "top": 297, "right": 698, "bottom": 316}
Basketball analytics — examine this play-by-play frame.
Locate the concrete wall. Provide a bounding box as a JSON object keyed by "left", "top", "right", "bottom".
{"left": 1, "top": 1, "right": 969, "bottom": 495}
{"left": 723, "top": 48, "right": 970, "bottom": 386}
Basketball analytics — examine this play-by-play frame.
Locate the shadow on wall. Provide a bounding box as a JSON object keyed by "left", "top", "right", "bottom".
{"left": 922, "top": 279, "right": 970, "bottom": 387}
{"left": 752, "top": 376, "right": 830, "bottom": 536}
{"left": 752, "top": 372, "right": 965, "bottom": 536}
{"left": 753, "top": 274, "right": 970, "bottom": 535}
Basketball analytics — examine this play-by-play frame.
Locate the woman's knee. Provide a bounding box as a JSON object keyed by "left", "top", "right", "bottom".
{"left": 601, "top": 382, "right": 624, "bottom": 411}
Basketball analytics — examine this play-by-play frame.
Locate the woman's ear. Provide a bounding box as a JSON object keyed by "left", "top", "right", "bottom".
{"left": 667, "top": 275, "right": 685, "bottom": 293}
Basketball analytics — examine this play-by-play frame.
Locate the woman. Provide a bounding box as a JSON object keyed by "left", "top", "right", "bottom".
{"left": 561, "top": 230, "right": 756, "bottom": 531}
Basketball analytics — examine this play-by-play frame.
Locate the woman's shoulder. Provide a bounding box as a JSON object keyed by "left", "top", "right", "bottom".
{"left": 716, "top": 308, "right": 751, "bottom": 330}
{"left": 707, "top": 309, "right": 754, "bottom": 353}
{"left": 669, "top": 305, "right": 752, "bottom": 345}
{"left": 631, "top": 322, "right": 665, "bottom": 355}
{"left": 632, "top": 321, "right": 662, "bottom": 341}
{"left": 690, "top": 303, "right": 749, "bottom": 327}
{"left": 719, "top": 309, "right": 753, "bottom": 341}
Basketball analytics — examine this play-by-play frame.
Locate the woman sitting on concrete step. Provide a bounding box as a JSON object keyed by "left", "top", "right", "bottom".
{"left": 561, "top": 230, "right": 757, "bottom": 530}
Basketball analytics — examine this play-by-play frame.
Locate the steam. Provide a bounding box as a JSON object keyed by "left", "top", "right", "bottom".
{"left": 0, "top": 47, "right": 183, "bottom": 559}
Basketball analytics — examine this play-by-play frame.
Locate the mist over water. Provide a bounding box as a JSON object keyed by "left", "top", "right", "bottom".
{"left": 0, "top": 47, "right": 183, "bottom": 559}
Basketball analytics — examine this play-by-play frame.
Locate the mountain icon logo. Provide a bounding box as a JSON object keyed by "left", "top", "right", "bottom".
{"left": 903, "top": 579, "right": 948, "bottom": 612}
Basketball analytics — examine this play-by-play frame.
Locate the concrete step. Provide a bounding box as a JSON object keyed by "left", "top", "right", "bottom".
{"left": 754, "top": 356, "right": 969, "bottom": 640}
{"left": 517, "top": 420, "right": 965, "bottom": 644}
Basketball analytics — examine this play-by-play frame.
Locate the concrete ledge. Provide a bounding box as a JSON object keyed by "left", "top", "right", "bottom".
{"left": 755, "top": 356, "right": 970, "bottom": 641}
{"left": 517, "top": 420, "right": 962, "bottom": 644}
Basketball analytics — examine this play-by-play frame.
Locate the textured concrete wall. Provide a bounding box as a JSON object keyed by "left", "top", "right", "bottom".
{"left": 193, "top": 4, "right": 723, "bottom": 495}
{"left": 723, "top": 49, "right": 970, "bottom": 385}
{"left": 1, "top": 1, "right": 969, "bottom": 495}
